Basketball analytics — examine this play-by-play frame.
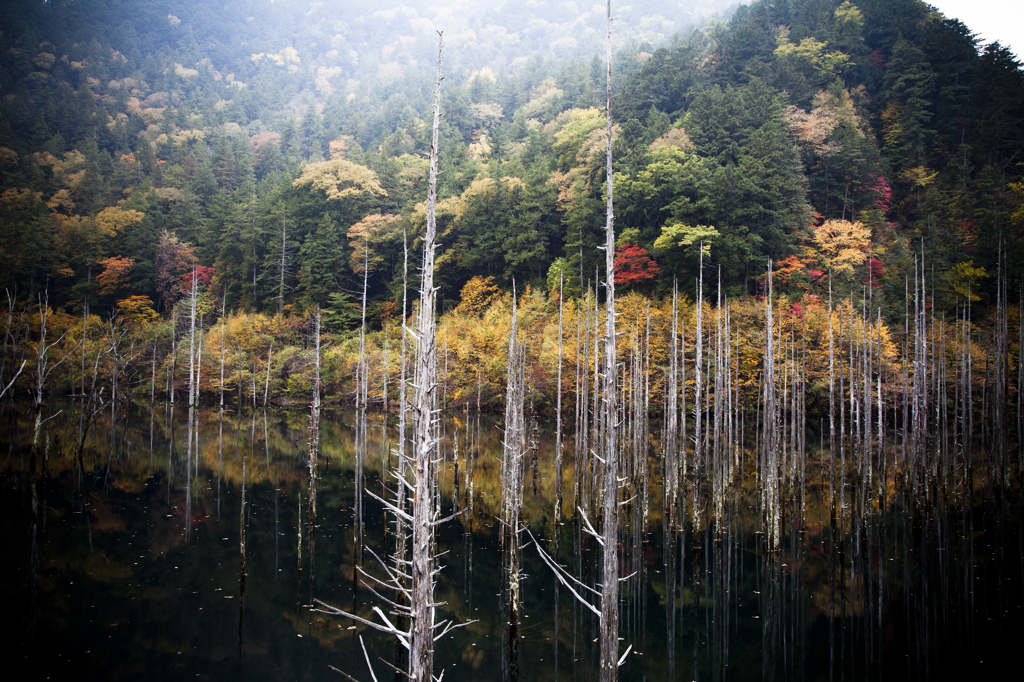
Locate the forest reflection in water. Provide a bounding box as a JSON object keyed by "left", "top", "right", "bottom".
{"left": 2, "top": 399, "right": 1022, "bottom": 681}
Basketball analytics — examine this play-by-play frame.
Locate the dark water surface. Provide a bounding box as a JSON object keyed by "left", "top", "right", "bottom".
{"left": 3, "top": 400, "right": 1022, "bottom": 681}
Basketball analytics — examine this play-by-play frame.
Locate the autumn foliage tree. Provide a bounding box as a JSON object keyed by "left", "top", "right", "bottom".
{"left": 116, "top": 295, "right": 160, "bottom": 325}
{"left": 181, "top": 265, "right": 215, "bottom": 292}
{"left": 96, "top": 256, "right": 136, "bottom": 296}
{"left": 613, "top": 243, "right": 660, "bottom": 288}
{"left": 455, "top": 275, "right": 502, "bottom": 317}
{"left": 811, "top": 219, "right": 870, "bottom": 275}
{"left": 155, "top": 230, "right": 197, "bottom": 311}
{"left": 347, "top": 213, "right": 403, "bottom": 273}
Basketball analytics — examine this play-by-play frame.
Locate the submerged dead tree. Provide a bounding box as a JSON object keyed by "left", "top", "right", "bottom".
{"left": 555, "top": 273, "right": 564, "bottom": 522}
{"left": 308, "top": 306, "right": 322, "bottom": 551}
{"left": 500, "top": 286, "right": 527, "bottom": 681}
{"left": 29, "top": 290, "right": 71, "bottom": 465}
{"left": 533, "top": 6, "right": 628, "bottom": 678}
{"left": 599, "top": 1, "right": 621, "bottom": 677}
{"left": 314, "top": 34, "right": 468, "bottom": 682}
{"left": 406, "top": 41, "right": 447, "bottom": 680}
{"left": 664, "top": 279, "right": 680, "bottom": 521}
{"left": 761, "top": 263, "right": 781, "bottom": 551}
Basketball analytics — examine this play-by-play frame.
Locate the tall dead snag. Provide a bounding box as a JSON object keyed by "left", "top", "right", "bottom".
{"left": 276, "top": 216, "right": 290, "bottom": 315}
{"left": 828, "top": 272, "right": 835, "bottom": 514}
{"left": 500, "top": 286, "right": 527, "bottom": 681}
{"left": 664, "top": 279, "right": 679, "bottom": 522}
{"left": 599, "top": 1, "right": 621, "bottom": 677}
{"left": 693, "top": 247, "right": 704, "bottom": 526}
{"left": 761, "top": 263, "right": 780, "bottom": 550}
{"left": 29, "top": 290, "right": 71, "bottom": 465}
{"left": 408, "top": 37, "right": 445, "bottom": 682}
{"left": 308, "top": 306, "right": 322, "bottom": 552}
{"left": 219, "top": 288, "right": 227, "bottom": 407}
{"left": 313, "top": 34, "right": 468, "bottom": 682}
{"left": 532, "top": 6, "right": 627, "bottom": 674}
{"left": 555, "top": 273, "right": 565, "bottom": 522}
{"left": 395, "top": 224, "right": 410, "bottom": 572}
{"left": 358, "top": 240, "right": 370, "bottom": 408}
{"left": 188, "top": 266, "right": 198, "bottom": 407}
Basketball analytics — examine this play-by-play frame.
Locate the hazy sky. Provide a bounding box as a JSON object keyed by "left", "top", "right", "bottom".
{"left": 928, "top": 1, "right": 1023, "bottom": 57}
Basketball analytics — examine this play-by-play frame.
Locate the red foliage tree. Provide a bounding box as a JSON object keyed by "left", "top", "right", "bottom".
{"left": 864, "top": 257, "right": 883, "bottom": 288}
{"left": 866, "top": 173, "right": 891, "bottom": 213}
{"left": 613, "top": 244, "right": 660, "bottom": 287}
{"left": 181, "top": 265, "right": 214, "bottom": 292}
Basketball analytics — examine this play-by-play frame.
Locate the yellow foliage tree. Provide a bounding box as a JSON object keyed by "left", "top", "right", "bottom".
{"left": 648, "top": 126, "right": 693, "bottom": 152}
{"left": 116, "top": 295, "right": 160, "bottom": 325}
{"left": 95, "top": 206, "right": 144, "bottom": 236}
{"left": 347, "top": 213, "right": 403, "bottom": 273}
{"left": 292, "top": 157, "right": 386, "bottom": 201}
{"left": 774, "top": 33, "right": 852, "bottom": 84}
{"left": 945, "top": 261, "right": 987, "bottom": 302}
{"left": 811, "top": 219, "right": 870, "bottom": 275}
{"left": 454, "top": 276, "right": 502, "bottom": 317}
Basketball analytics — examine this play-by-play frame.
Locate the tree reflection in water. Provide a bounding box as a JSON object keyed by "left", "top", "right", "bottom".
{"left": 1, "top": 400, "right": 1022, "bottom": 681}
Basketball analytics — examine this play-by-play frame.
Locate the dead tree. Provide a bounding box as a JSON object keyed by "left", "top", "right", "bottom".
{"left": 407, "top": 41, "right": 447, "bottom": 679}
{"left": 500, "top": 286, "right": 527, "bottom": 680}
{"left": 188, "top": 266, "right": 198, "bottom": 407}
{"left": 534, "top": 8, "right": 630, "bottom": 677}
{"left": 313, "top": 34, "right": 470, "bottom": 682}
{"left": 598, "top": 2, "right": 622, "bottom": 677}
{"left": 29, "top": 290, "right": 72, "bottom": 461}
{"left": 308, "top": 306, "right": 322, "bottom": 556}
{"left": 555, "top": 273, "right": 565, "bottom": 522}
{"left": 220, "top": 287, "right": 227, "bottom": 407}
{"left": 665, "top": 279, "right": 679, "bottom": 519}
{"left": 761, "top": 263, "right": 780, "bottom": 550}
{"left": 0, "top": 290, "right": 25, "bottom": 401}
{"left": 275, "top": 216, "right": 292, "bottom": 315}
{"left": 358, "top": 240, "right": 370, "bottom": 408}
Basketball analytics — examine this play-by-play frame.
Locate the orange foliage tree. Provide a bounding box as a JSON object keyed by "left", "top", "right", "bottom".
{"left": 96, "top": 256, "right": 135, "bottom": 296}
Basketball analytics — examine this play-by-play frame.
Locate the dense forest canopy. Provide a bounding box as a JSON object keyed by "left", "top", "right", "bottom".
{"left": 1, "top": 0, "right": 1022, "bottom": 328}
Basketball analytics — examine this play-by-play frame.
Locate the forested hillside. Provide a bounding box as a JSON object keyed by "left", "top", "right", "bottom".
{"left": 1, "top": 0, "right": 1022, "bottom": 404}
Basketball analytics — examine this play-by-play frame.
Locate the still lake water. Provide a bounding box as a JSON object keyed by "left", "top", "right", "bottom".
{"left": 3, "top": 399, "right": 1022, "bottom": 681}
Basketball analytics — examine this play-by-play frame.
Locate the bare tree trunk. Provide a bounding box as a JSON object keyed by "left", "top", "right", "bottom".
{"left": 409, "top": 35, "right": 445, "bottom": 682}
{"left": 170, "top": 329, "right": 176, "bottom": 405}
{"left": 695, "top": 249, "right": 704, "bottom": 496}
{"left": 81, "top": 293, "right": 88, "bottom": 398}
{"left": 500, "top": 285, "right": 526, "bottom": 680}
{"left": 277, "top": 217, "right": 287, "bottom": 316}
{"left": 359, "top": 240, "right": 369, "bottom": 408}
{"left": 599, "top": 3, "right": 620, "bottom": 677}
{"left": 151, "top": 340, "right": 157, "bottom": 404}
{"left": 196, "top": 316, "right": 203, "bottom": 404}
{"left": 220, "top": 288, "right": 227, "bottom": 407}
{"left": 309, "top": 307, "right": 322, "bottom": 549}
{"left": 666, "top": 279, "right": 679, "bottom": 519}
{"left": 555, "top": 273, "right": 564, "bottom": 522}
{"left": 188, "top": 266, "right": 198, "bottom": 407}
{"left": 29, "top": 289, "right": 70, "bottom": 465}
{"left": 237, "top": 341, "right": 243, "bottom": 409}
{"left": 829, "top": 273, "right": 835, "bottom": 512}
{"left": 263, "top": 342, "right": 273, "bottom": 408}
{"left": 762, "top": 264, "right": 780, "bottom": 550}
